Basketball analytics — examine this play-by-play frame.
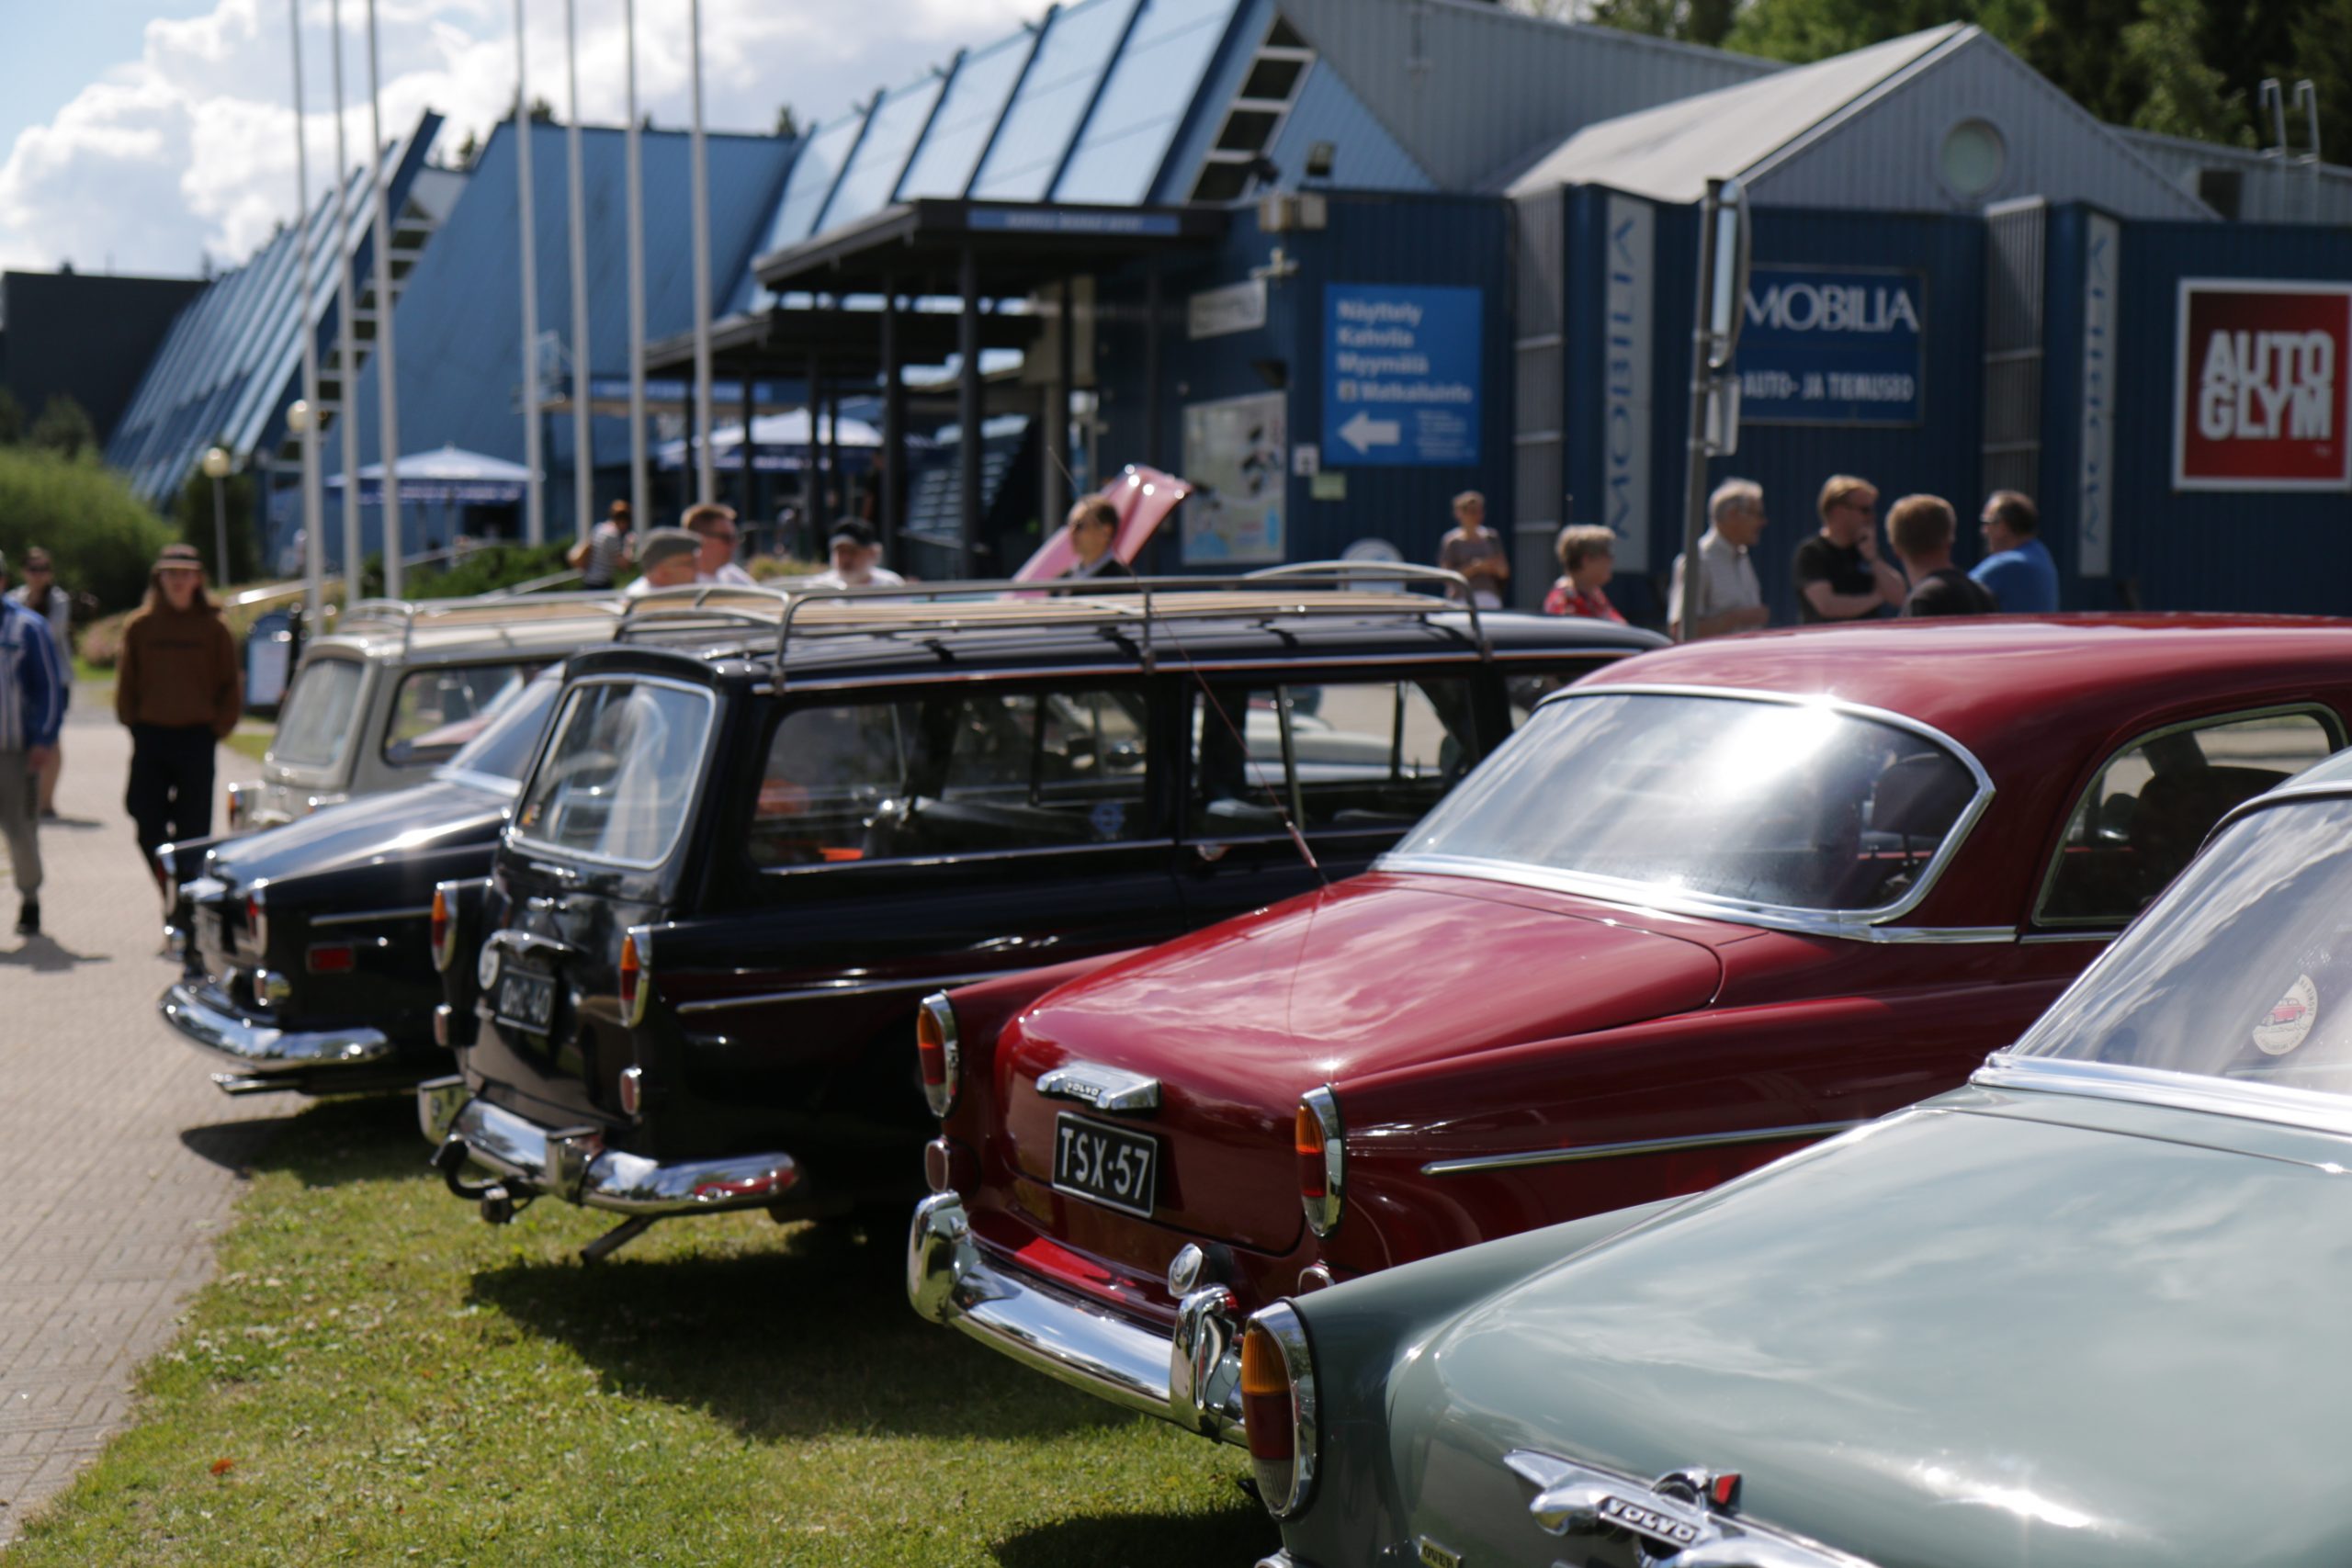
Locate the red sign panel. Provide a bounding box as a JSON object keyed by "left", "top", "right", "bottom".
{"left": 2175, "top": 280, "right": 2352, "bottom": 491}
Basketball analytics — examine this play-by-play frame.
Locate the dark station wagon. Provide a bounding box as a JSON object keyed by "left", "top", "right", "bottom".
{"left": 417, "top": 572, "right": 1661, "bottom": 1259}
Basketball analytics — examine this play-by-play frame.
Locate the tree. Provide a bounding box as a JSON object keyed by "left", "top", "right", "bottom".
{"left": 0, "top": 389, "right": 22, "bottom": 446}
{"left": 450, "top": 129, "right": 481, "bottom": 170}
{"left": 171, "top": 456, "right": 261, "bottom": 586}
{"left": 775, "top": 103, "right": 801, "bottom": 138}
{"left": 28, "top": 395, "right": 96, "bottom": 461}
{"left": 2121, "top": 0, "right": 2251, "bottom": 144}
{"left": 526, "top": 96, "right": 557, "bottom": 123}
{"left": 2284, "top": 0, "right": 2352, "bottom": 162}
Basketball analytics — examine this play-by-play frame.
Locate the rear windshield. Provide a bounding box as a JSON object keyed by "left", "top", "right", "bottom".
{"left": 514, "top": 681, "right": 714, "bottom": 864}
{"left": 1390, "top": 692, "right": 1981, "bottom": 914}
{"left": 383, "top": 662, "right": 541, "bottom": 767}
{"left": 2016, "top": 795, "right": 2352, "bottom": 1097}
{"left": 271, "top": 658, "right": 366, "bottom": 770}
{"left": 439, "top": 670, "right": 563, "bottom": 785}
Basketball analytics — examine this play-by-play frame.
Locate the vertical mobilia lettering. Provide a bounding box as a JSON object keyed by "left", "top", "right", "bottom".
{"left": 2077, "top": 215, "right": 2118, "bottom": 577}
{"left": 1603, "top": 195, "right": 1654, "bottom": 570}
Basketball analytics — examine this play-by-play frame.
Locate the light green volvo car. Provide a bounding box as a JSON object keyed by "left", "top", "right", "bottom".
{"left": 1244, "top": 747, "right": 2352, "bottom": 1568}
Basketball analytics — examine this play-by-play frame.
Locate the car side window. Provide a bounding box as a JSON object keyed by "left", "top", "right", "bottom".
{"left": 383, "top": 662, "right": 537, "bottom": 766}
{"left": 2036, "top": 707, "right": 2342, "bottom": 926}
{"left": 751, "top": 684, "right": 1156, "bottom": 868}
{"left": 1190, "top": 676, "right": 1478, "bottom": 839}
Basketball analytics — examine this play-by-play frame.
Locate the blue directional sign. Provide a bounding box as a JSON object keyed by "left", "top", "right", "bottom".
{"left": 1737, "top": 265, "right": 1925, "bottom": 426}
{"left": 1323, "top": 284, "right": 1482, "bottom": 467}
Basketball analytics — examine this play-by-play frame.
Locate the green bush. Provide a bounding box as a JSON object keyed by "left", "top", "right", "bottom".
{"left": 170, "top": 463, "right": 261, "bottom": 585}
{"left": 393, "top": 540, "right": 578, "bottom": 600}
{"left": 0, "top": 446, "right": 173, "bottom": 611}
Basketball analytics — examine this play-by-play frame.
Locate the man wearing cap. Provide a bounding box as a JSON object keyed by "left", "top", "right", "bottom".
{"left": 806, "top": 520, "right": 906, "bottom": 591}
{"left": 5, "top": 546, "right": 72, "bottom": 818}
{"left": 117, "top": 544, "right": 240, "bottom": 897}
{"left": 684, "top": 502, "right": 756, "bottom": 587}
{"left": 621, "top": 528, "right": 705, "bottom": 597}
{"left": 0, "top": 549, "right": 66, "bottom": 936}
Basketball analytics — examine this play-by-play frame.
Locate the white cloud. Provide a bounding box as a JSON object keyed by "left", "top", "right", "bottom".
{"left": 0, "top": 0, "right": 1034, "bottom": 275}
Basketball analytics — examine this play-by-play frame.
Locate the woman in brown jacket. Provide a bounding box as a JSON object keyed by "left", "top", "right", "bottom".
{"left": 115, "top": 544, "right": 240, "bottom": 886}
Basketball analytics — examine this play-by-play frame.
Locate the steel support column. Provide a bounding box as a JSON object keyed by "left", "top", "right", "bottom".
{"left": 958, "top": 243, "right": 982, "bottom": 575}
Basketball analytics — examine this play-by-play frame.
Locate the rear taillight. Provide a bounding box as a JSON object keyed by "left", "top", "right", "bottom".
{"left": 917, "top": 992, "right": 960, "bottom": 1118}
{"left": 429, "top": 886, "right": 456, "bottom": 972}
{"left": 1239, "top": 1304, "right": 1317, "bottom": 1518}
{"left": 1296, "top": 1087, "right": 1343, "bottom": 1236}
{"left": 307, "top": 942, "right": 356, "bottom": 974}
{"left": 619, "top": 931, "right": 650, "bottom": 1027}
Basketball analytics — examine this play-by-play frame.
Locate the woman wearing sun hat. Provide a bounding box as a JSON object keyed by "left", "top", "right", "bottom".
{"left": 115, "top": 544, "right": 240, "bottom": 889}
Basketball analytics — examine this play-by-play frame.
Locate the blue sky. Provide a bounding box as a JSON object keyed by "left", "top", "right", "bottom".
{"left": 0, "top": 0, "right": 1034, "bottom": 276}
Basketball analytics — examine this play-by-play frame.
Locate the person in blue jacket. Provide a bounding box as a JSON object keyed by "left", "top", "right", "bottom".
{"left": 0, "top": 548, "right": 66, "bottom": 937}
{"left": 1971, "top": 490, "right": 2060, "bottom": 613}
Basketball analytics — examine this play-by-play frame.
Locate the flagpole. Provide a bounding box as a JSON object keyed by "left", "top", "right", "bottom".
{"left": 688, "top": 0, "right": 714, "bottom": 506}
{"left": 563, "top": 0, "right": 592, "bottom": 541}
{"left": 330, "top": 0, "right": 363, "bottom": 599}
{"left": 365, "top": 0, "right": 402, "bottom": 599}
{"left": 623, "top": 0, "right": 649, "bottom": 527}
{"left": 289, "top": 0, "right": 323, "bottom": 628}
{"left": 514, "top": 0, "right": 545, "bottom": 545}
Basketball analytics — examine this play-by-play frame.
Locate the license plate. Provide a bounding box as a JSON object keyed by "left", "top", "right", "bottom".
{"left": 1052, "top": 1113, "right": 1158, "bottom": 1219}
{"left": 196, "top": 907, "right": 223, "bottom": 958}
{"left": 492, "top": 965, "right": 557, "bottom": 1036}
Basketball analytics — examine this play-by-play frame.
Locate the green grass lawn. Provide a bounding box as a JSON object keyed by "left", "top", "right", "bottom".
{"left": 8, "top": 1096, "right": 1273, "bottom": 1565}
{"left": 223, "top": 722, "right": 271, "bottom": 765}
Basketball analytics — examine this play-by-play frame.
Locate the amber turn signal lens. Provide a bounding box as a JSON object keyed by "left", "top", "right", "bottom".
{"left": 619, "top": 933, "right": 648, "bottom": 1026}
{"left": 916, "top": 992, "right": 960, "bottom": 1119}
{"left": 1239, "top": 1325, "right": 1295, "bottom": 1463}
{"left": 429, "top": 887, "right": 453, "bottom": 972}
{"left": 1294, "top": 1104, "right": 1326, "bottom": 1200}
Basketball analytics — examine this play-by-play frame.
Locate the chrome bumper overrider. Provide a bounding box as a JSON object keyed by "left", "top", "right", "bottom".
{"left": 160, "top": 980, "right": 393, "bottom": 1093}
{"left": 906, "top": 1193, "right": 1246, "bottom": 1445}
{"left": 416, "top": 1076, "right": 801, "bottom": 1215}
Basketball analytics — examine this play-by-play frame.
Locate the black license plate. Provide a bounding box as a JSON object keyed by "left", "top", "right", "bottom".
{"left": 1052, "top": 1113, "right": 1158, "bottom": 1219}
{"left": 492, "top": 964, "right": 557, "bottom": 1036}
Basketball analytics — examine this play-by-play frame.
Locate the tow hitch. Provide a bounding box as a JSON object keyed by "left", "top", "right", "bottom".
{"left": 430, "top": 1137, "right": 533, "bottom": 1224}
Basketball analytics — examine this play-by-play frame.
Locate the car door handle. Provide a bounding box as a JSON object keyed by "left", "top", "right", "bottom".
{"left": 1192, "top": 843, "right": 1231, "bottom": 865}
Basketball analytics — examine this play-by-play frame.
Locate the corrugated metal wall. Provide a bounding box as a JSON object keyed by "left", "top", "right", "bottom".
{"left": 1748, "top": 34, "right": 2210, "bottom": 221}
{"left": 1091, "top": 187, "right": 1514, "bottom": 572}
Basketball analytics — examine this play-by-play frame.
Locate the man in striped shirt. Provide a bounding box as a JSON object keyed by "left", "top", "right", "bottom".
{"left": 0, "top": 549, "right": 65, "bottom": 937}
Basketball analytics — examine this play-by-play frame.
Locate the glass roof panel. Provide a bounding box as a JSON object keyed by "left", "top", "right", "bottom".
{"left": 967, "top": 0, "right": 1140, "bottom": 202}
{"left": 1052, "top": 0, "right": 1237, "bottom": 204}
{"left": 896, "top": 30, "right": 1036, "bottom": 200}
{"left": 760, "top": 111, "right": 867, "bottom": 255}
{"left": 817, "top": 73, "right": 947, "bottom": 231}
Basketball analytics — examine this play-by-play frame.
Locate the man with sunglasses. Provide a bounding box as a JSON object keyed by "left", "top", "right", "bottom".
{"left": 1793, "top": 474, "right": 1905, "bottom": 625}
{"left": 5, "top": 547, "right": 71, "bottom": 818}
{"left": 684, "top": 502, "right": 756, "bottom": 586}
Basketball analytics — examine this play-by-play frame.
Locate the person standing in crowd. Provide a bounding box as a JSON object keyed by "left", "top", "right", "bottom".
{"left": 620, "top": 529, "right": 704, "bottom": 597}
{"left": 6, "top": 547, "right": 73, "bottom": 818}
{"left": 0, "top": 550, "right": 65, "bottom": 936}
{"left": 1972, "top": 490, "right": 2059, "bottom": 612}
{"left": 115, "top": 544, "right": 239, "bottom": 895}
{"left": 1889, "top": 494, "right": 1999, "bottom": 617}
{"left": 571, "top": 499, "right": 634, "bottom": 589}
{"left": 684, "top": 502, "right": 756, "bottom": 586}
{"left": 1062, "top": 497, "right": 1125, "bottom": 581}
{"left": 1542, "top": 526, "right": 1626, "bottom": 622}
{"left": 1669, "top": 479, "right": 1772, "bottom": 640}
{"left": 1793, "top": 474, "right": 1905, "bottom": 624}
{"left": 1438, "top": 491, "right": 1509, "bottom": 609}
{"left": 808, "top": 519, "right": 908, "bottom": 591}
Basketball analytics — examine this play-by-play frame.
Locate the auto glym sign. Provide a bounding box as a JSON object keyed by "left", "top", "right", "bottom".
{"left": 2174, "top": 280, "right": 2352, "bottom": 491}
{"left": 1737, "top": 265, "right": 1925, "bottom": 426}
{"left": 1324, "top": 284, "right": 1482, "bottom": 467}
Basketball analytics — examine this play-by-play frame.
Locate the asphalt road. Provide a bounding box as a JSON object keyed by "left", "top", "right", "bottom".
{"left": 0, "top": 697, "right": 271, "bottom": 1545}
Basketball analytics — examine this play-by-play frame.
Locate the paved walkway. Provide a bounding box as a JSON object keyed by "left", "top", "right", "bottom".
{"left": 0, "top": 700, "right": 269, "bottom": 1546}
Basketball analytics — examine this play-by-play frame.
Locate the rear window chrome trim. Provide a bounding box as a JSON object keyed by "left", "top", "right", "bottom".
{"left": 1396, "top": 683, "right": 1999, "bottom": 935}
{"left": 510, "top": 674, "right": 719, "bottom": 872}
{"left": 1975, "top": 1052, "right": 2352, "bottom": 1142}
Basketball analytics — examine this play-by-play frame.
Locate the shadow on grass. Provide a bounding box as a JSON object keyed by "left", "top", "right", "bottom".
{"left": 181, "top": 1092, "right": 430, "bottom": 1188}
{"left": 992, "top": 1504, "right": 1280, "bottom": 1567}
{"left": 465, "top": 1228, "right": 1131, "bottom": 1445}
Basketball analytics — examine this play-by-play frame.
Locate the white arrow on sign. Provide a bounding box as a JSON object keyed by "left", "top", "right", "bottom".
{"left": 1339, "top": 411, "right": 1401, "bottom": 454}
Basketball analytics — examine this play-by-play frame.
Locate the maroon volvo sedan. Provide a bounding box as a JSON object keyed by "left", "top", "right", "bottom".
{"left": 910, "top": 615, "right": 2352, "bottom": 1445}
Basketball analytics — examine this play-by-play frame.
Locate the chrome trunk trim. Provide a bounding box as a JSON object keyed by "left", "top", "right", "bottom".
{"left": 1420, "top": 1120, "right": 1866, "bottom": 1177}
{"left": 1035, "top": 1062, "right": 1162, "bottom": 1113}
{"left": 906, "top": 1194, "right": 1244, "bottom": 1445}
{"left": 311, "top": 905, "right": 434, "bottom": 928}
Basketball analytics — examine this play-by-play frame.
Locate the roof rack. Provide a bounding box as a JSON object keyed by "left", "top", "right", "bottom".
{"left": 614, "top": 581, "right": 803, "bottom": 637}
{"left": 740, "top": 563, "right": 1483, "bottom": 687}
{"left": 335, "top": 591, "right": 626, "bottom": 658}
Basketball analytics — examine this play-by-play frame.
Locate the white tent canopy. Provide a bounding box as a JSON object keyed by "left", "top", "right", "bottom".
{"left": 326, "top": 444, "right": 536, "bottom": 503}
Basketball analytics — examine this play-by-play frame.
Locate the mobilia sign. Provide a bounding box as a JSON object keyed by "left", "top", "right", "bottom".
{"left": 2175, "top": 279, "right": 2352, "bottom": 491}
{"left": 1736, "top": 265, "right": 1926, "bottom": 426}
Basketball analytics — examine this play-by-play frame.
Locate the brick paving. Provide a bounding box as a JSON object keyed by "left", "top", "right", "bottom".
{"left": 0, "top": 700, "right": 273, "bottom": 1545}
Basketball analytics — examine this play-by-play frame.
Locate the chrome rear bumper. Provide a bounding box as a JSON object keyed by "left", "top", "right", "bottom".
{"left": 906, "top": 1193, "right": 1245, "bottom": 1444}
{"left": 160, "top": 980, "right": 393, "bottom": 1093}
{"left": 416, "top": 1076, "right": 801, "bottom": 1215}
